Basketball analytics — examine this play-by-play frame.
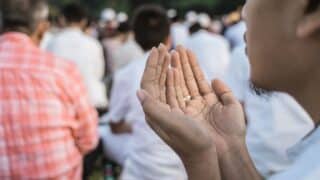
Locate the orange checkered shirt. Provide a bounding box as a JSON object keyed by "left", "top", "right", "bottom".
{"left": 0, "top": 33, "right": 99, "bottom": 179}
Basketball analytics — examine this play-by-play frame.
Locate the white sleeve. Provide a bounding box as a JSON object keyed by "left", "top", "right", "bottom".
{"left": 101, "top": 71, "right": 131, "bottom": 123}
{"left": 92, "top": 41, "right": 105, "bottom": 79}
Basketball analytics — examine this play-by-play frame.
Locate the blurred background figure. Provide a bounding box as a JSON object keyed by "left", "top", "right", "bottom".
{"left": 223, "top": 7, "right": 246, "bottom": 49}
{"left": 0, "top": 0, "right": 98, "bottom": 179}
{"left": 186, "top": 13, "right": 230, "bottom": 81}
{"left": 168, "top": 8, "right": 189, "bottom": 47}
{"left": 223, "top": 45, "right": 314, "bottom": 178}
{"left": 100, "top": 9, "right": 130, "bottom": 74}
{"left": 210, "top": 17, "right": 224, "bottom": 35}
{"left": 47, "top": 3, "right": 108, "bottom": 113}
{"left": 185, "top": 10, "right": 198, "bottom": 27}
{"left": 100, "top": 5, "right": 187, "bottom": 180}
{"left": 111, "top": 21, "right": 144, "bottom": 71}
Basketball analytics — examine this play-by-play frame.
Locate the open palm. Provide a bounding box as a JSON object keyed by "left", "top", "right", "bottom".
{"left": 139, "top": 45, "right": 246, "bottom": 159}
{"left": 170, "top": 46, "right": 246, "bottom": 155}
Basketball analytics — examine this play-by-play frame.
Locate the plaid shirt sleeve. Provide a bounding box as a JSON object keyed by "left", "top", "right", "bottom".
{"left": 61, "top": 62, "right": 99, "bottom": 155}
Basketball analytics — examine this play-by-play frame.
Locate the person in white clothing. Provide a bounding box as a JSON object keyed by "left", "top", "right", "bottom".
{"left": 225, "top": 20, "right": 246, "bottom": 49}
{"left": 137, "top": 0, "right": 320, "bottom": 179}
{"left": 99, "top": 50, "right": 144, "bottom": 166}
{"left": 47, "top": 3, "right": 108, "bottom": 110}
{"left": 112, "top": 36, "right": 144, "bottom": 71}
{"left": 101, "top": 5, "right": 187, "bottom": 180}
{"left": 169, "top": 10, "right": 189, "bottom": 47}
{"left": 224, "top": 46, "right": 314, "bottom": 178}
{"left": 186, "top": 22, "right": 230, "bottom": 81}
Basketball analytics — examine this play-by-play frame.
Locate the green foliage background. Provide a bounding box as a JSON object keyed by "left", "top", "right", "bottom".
{"left": 49, "top": 0, "right": 245, "bottom": 18}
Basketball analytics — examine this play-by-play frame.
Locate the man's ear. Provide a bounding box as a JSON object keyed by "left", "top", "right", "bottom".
{"left": 297, "top": 0, "right": 320, "bottom": 38}
{"left": 31, "top": 20, "right": 50, "bottom": 45}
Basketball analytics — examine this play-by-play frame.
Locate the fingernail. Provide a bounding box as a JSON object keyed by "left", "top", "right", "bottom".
{"left": 159, "top": 43, "right": 165, "bottom": 48}
{"left": 170, "top": 50, "right": 176, "bottom": 54}
{"left": 137, "top": 90, "right": 146, "bottom": 103}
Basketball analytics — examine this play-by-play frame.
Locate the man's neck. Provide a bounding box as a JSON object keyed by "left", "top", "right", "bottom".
{"left": 292, "top": 75, "right": 320, "bottom": 126}
{"left": 30, "top": 32, "right": 41, "bottom": 47}
{"left": 67, "top": 23, "right": 83, "bottom": 30}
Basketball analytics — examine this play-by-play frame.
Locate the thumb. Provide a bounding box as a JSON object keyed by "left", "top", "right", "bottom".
{"left": 211, "top": 79, "right": 238, "bottom": 106}
{"left": 137, "top": 89, "right": 150, "bottom": 105}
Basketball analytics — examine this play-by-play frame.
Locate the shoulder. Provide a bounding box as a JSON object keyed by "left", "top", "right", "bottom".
{"left": 82, "top": 34, "right": 103, "bottom": 49}
{"left": 115, "top": 58, "right": 145, "bottom": 84}
{"left": 41, "top": 50, "right": 80, "bottom": 79}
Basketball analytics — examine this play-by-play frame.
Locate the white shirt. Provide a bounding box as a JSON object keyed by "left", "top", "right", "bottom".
{"left": 223, "top": 46, "right": 315, "bottom": 178}
{"left": 40, "top": 31, "right": 54, "bottom": 50}
{"left": 112, "top": 38, "right": 144, "bottom": 71}
{"left": 269, "top": 127, "right": 320, "bottom": 180}
{"left": 47, "top": 27, "right": 108, "bottom": 108}
{"left": 223, "top": 45, "right": 250, "bottom": 101}
{"left": 225, "top": 21, "right": 246, "bottom": 49}
{"left": 186, "top": 30, "right": 230, "bottom": 81}
{"left": 100, "top": 55, "right": 143, "bottom": 124}
{"left": 110, "top": 53, "right": 186, "bottom": 179}
{"left": 102, "top": 37, "right": 124, "bottom": 72}
{"left": 171, "top": 22, "right": 189, "bottom": 46}
{"left": 246, "top": 92, "right": 314, "bottom": 177}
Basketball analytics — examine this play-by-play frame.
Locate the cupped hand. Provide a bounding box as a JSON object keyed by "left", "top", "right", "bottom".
{"left": 139, "top": 45, "right": 246, "bottom": 159}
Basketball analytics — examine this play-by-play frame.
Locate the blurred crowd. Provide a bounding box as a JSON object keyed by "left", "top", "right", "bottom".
{"left": 0, "top": 0, "right": 315, "bottom": 180}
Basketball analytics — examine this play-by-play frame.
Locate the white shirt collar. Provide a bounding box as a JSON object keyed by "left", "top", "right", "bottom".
{"left": 288, "top": 127, "right": 320, "bottom": 159}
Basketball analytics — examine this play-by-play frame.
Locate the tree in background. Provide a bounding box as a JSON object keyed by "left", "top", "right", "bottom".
{"left": 48, "top": 0, "right": 245, "bottom": 18}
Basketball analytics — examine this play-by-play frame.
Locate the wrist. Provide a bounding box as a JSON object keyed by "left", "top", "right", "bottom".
{"left": 218, "top": 139, "right": 262, "bottom": 180}
{"left": 218, "top": 136, "right": 246, "bottom": 157}
{"left": 182, "top": 147, "right": 221, "bottom": 180}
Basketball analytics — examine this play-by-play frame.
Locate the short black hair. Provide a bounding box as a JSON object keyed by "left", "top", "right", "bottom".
{"left": 1, "top": 0, "right": 48, "bottom": 34}
{"left": 189, "top": 22, "right": 203, "bottom": 35}
{"left": 307, "top": 0, "right": 320, "bottom": 13}
{"left": 117, "top": 22, "right": 131, "bottom": 33}
{"left": 62, "top": 3, "right": 88, "bottom": 24}
{"left": 132, "top": 5, "right": 170, "bottom": 51}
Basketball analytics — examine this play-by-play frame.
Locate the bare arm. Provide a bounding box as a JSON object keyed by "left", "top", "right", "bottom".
{"left": 219, "top": 140, "right": 263, "bottom": 180}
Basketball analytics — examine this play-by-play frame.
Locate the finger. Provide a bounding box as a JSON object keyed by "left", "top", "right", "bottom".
{"left": 156, "top": 44, "right": 168, "bottom": 84}
{"left": 166, "top": 69, "right": 180, "bottom": 109}
{"left": 187, "top": 49, "right": 213, "bottom": 96}
{"left": 176, "top": 46, "right": 200, "bottom": 97}
{"left": 173, "top": 68, "right": 186, "bottom": 109}
{"left": 212, "top": 79, "right": 238, "bottom": 106}
{"left": 141, "top": 47, "right": 159, "bottom": 89}
{"left": 171, "top": 50, "right": 190, "bottom": 97}
{"left": 159, "top": 53, "right": 171, "bottom": 103}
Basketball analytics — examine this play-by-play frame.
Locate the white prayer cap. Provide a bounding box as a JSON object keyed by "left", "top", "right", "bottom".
{"left": 167, "top": 9, "right": 177, "bottom": 18}
{"left": 117, "top": 12, "right": 128, "bottom": 23}
{"left": 185, "top": 11, "right": 198, "bottom": 24}
{"left": 101, "top": 8, "right": 116, "bottom": 22}
{"left": 197, "top": 13, "right": 211, "bottom": 28}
